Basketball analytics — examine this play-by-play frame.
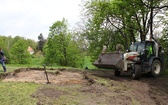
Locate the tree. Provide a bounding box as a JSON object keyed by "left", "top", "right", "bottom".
{"left": 44, "top": 19, "right": 84, "bottom": 67}
{"left": 10, "top": 39, "right": 31, "bottom": 64}
{"left": 37, "top": 33, "right": 45, "bottom": 51}
{"left": 26, "top": 38, "right": 37, "bottom": 53}
{"left": 0, "top": 35, "right": 14, "bottom": 63}
{"left": 159, "top": 11, "right": 168, "bottom": 68}
{"left": 0, "top": 35, "right": 38, "bottom": 63}
{"left": 81, "top": 0, "right": 168, "bottom": 59}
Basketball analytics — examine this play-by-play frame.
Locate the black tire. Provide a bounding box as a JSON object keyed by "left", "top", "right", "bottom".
{"left": 132, "top": 64, "right": 141, "bottom": 80}
{"left": 114, "top": 69, "right": 121, "bottom": 76}
{"left": 151, "top": 59, "right": 161, "bottom": 77}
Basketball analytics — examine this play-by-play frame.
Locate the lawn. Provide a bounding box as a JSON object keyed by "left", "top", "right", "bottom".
{"left": 0, "top": 82, "right": 41, "bottom": 105}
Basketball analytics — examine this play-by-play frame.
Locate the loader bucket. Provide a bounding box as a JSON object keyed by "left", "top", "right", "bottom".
{"left": 93, "top": 52, "right": 124, "bottom": 70}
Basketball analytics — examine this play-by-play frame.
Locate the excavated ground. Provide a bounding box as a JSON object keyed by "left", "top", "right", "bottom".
{"left": 1, "top": 68, "right": 168, "bottom": 105}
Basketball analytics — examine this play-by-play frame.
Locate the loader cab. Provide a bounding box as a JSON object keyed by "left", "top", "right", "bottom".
{"left": 129, "top": 41, "right": 157, "bottom": 62}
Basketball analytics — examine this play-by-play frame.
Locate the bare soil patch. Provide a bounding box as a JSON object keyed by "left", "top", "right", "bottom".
{"left": 2, "top": 68, "right": 86, "bottom": 84}
{"left": 1, "top": 68, "right": 168, "bottom": 105}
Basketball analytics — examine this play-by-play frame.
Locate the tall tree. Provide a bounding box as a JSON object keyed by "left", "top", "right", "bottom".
{"left": 81, "top": 0, "right": 168, "bottom": 58}
{"left": 159, "top": 12, "right": 168, "bottom": 68}
{"left": 44, "top": 19, "right": 84, "bottom": 67}
{"left": 37, "top": 33, "right": 45, "bottom": 51}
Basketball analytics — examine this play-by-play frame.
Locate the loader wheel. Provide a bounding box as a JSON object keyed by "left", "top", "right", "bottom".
{"left": 151, "top": 59, "right": 161, "bottom": 77}
{"left": 132, "top": 65, "right": 141, "bottom": 80}
{"left": 114, "top": 69, "right": 120, "bottom": 76}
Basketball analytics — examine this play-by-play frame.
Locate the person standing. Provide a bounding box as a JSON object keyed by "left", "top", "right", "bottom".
{"left": 0, "top": 48, "right": 6, "bottom": 72}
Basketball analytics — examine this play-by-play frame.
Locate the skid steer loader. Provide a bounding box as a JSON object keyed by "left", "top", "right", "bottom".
{"left": 93, "top": 39, "right": 164, "bottom": 79}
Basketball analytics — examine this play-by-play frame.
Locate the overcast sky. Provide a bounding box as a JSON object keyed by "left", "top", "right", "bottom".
{"left": 0, "top": 0, "right": 82, "bottom": 41}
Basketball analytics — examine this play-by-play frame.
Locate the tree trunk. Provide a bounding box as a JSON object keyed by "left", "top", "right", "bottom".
{"left": 129, "top": 29, "right": 136, "bottom": 42}
{"left": 150, "top": 0, "right": 154, "bottom": 41}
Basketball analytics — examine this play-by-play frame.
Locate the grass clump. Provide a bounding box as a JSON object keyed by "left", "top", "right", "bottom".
{"left": 0, "top": 82, "right": 41, "bottom": 105}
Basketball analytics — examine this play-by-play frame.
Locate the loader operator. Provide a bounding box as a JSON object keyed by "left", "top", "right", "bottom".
{"left": 146, "top": 43, "right": 153, "bottom": 59}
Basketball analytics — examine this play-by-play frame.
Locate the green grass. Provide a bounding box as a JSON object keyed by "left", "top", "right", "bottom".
{"left": 0, "top": 64, "right": 23, "bottom": 73}
{"left": 30, "top": 56, "right": 45, "bottom": 66}
{"left": 0, "top": 82, "right": 41, "bottom": 105}
{"left": 83, "top": 56, "right": 96, "bottom": 70}
{"left": 2, "top": 56, "right": 97, "bottom": 72}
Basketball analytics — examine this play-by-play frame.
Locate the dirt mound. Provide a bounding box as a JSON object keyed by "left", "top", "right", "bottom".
{"left": 32, "top": 87, "right": 66, "bottom": 99}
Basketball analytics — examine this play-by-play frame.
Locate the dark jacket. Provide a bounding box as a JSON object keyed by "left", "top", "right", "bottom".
{"left": 0, "top": 51, "right": 5, "bottom": 61}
